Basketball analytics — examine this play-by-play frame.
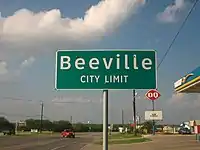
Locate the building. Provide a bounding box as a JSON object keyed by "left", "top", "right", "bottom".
{"left": 189, "top": 120, "right": 200, "bottom": 133}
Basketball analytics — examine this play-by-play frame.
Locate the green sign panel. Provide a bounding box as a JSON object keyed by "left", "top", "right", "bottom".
{"left": 55, "top": 50, "right": 157, "bottom": 90}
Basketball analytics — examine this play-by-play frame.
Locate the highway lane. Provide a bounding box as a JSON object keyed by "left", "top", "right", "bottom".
{"left": 0, "top": 135, "right": 59, "bottom": 148}
{"left": 21, "top": 137, "right": 91, "bottom": 150}
{"left": 0, "top": 133, "right": 95, "bottom": 150}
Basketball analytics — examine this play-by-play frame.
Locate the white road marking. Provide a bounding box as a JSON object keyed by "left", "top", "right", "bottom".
{"left": 50, "top": 145, "right": 67, "bottom": 150}
{"left": 80, "top": 144, "right": 90, "bottom": 150}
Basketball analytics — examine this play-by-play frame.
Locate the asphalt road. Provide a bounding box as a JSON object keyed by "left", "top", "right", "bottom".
{"left": 117, "top": 134, "right": 200, "bottom": 150}
{"left": 83, "top": 134, "right": 200, "bottom": 150}
{"left": 148, "top": 134, "right": 200, "bottom": 150}
{"left": 0, "top": 133, "right": 96, "bottom": 150}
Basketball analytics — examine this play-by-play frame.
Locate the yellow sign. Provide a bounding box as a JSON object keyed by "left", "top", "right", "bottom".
{"left": 174, "top": 73, "right": 194, "bottom": 89}
{"left": 181, "top": 73, "right": 194, "bottom": 84}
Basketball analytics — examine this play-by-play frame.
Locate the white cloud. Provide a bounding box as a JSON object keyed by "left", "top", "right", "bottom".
{"left": 20, "top": 56, "right": 35, "bottom": 69}
{"left": 52, "top": 97, "right": 92, "bottom": 103}
{"left": 0, "top": 0, "right": 145, "bottom": 45}
{"left": 157, "top": 0, "right": 191, "bottom": 23}
{"left": 193, "top": 95, "right": 200, "bottom": 108}
{"left": 0, "top": 61, "right": 8, "bottom": 75}
{"left": 52, "top": 96, "right": 102, "bottom": 106}
{"left": 168, "top": 93, "right": 185, "bottom": 104}
{"left": 168, "top": 93, "right": 200, "bottom": 109}
{"left": 0, "top": 0, "right": 146, "bottom": 79}
{"left": 11, "top": 56, "right": 36, "bottom": 76}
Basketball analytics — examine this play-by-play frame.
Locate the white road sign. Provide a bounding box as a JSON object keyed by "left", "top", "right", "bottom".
{"left": 145, "top": 111, "right": 163, "bottom": 121}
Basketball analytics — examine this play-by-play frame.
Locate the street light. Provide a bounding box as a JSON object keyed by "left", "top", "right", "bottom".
{"left": 132, "top": 90, "right": 141, "bottom": 136}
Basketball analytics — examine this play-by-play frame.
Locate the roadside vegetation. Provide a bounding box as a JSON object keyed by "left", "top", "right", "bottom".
{"left": 108, "top": 133, "right": 142, "bottom": 139}
{"left": 0, "top": 117, "right": 180, "bottom": 137}
{"left": 95, "top": 133, "right": 151, "bottom": 145}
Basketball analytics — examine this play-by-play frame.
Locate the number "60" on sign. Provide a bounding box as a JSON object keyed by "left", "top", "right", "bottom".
{"left": 145, "top": 89, "right": 161, "bottom": 101}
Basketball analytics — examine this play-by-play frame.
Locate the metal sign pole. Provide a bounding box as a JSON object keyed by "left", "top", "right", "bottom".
{"left": 103, "top": 90, "right": 108, "bottom": 150}
{"left": 133, "top": 89, "right": 137, "bottom": 136}
{"left": 152, "top": 100, "right": 155, "bottom": 135}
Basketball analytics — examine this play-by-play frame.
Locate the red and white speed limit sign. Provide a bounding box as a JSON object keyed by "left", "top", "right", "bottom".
{"left": 145, "top": 89, "right": 161, "bottom": 101}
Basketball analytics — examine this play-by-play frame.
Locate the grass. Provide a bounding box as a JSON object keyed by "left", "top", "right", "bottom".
{"left": 12, "top": 131, "right": 56, "bottom": 137}
{"left": 108, "top": 133, "right": 142, "bottom": 139}
{"left": 96, "top": 133, "right": 151, "bottom": 145}
{"left": 95, "top": 138, "right": 151, "bottom": 145}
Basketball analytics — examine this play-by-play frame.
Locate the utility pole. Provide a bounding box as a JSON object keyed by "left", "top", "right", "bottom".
{"left": 122, "top": 109, "right": 124, "bottom": 125}
{"left": 15, "top": 121, "right": 18, "bottom": 135}
{"left": 40, "top": 101, "right": 44, "bottom": 133}
{"left": 133, "top": 89, "right": 137, "bottom": 136}
{"left": 70, "top": 116, "right": 73, "bottom": 124}
{"left": 138, "top": 114, "right": 141, "bottom": 125}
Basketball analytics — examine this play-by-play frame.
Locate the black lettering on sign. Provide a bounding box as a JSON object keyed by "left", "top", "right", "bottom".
{"left": 150, "top": 113, "right": 158, "bottom": 117}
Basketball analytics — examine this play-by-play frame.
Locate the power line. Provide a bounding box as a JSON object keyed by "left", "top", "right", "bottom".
{"left": 0, "top": 112, "right": 42, "bottom": 118}
{"left": 157, "top": 0, "right": 199, "bottom": 69}
{"left": 1, "top": 96, "right": 100, "bottom": 104}
{"left": 2, "top": 96, "right": 34, "bottom": 102}
{"left": 121, "top": 109, "right": 124, "bottom": 125}
{"left": 0, "top": 112, "right": 50, "bottom": 120}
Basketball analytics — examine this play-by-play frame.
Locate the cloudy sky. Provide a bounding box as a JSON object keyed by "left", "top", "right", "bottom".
{"left": 0, "top": 0, "right": 199, "bottom": 124}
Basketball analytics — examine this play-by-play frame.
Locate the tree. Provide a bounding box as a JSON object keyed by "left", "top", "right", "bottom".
{"left": 141, "top": 121, "right": 153, "bottom": 134}
{"left": 24, "top": 119, "right": 72, "bottom": 132}
{"left": 89, "top": 124, "right": 103, "bottom": 132}
{"left": 25, "top": 119, "right": 41, "bottom": 130}
{"left": 0, "top": 117, "right": 15, "bottom": 131}
{"left": 43, "top": 120, "right": 53, "bottom": 131}
{"left": 74, "top": 122, "right": 88, "bottom": 132}
{"left": 52, "top": 120, "right": 72, "bottom": 132}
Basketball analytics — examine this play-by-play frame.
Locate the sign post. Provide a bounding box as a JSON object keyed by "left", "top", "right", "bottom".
{"left": 145, "top": 89, "right": 161, "bottom": 135}
{"left": 152, "top": 100, "right": 155, "bottom": 135}
{"left": 55, "top": 49, "right": 157, "bottom": 150}
{"left": 133, "top": 89, "right": 136, "bottom": 135}
{"left": 103, "top": 90, "right": 108, "bottom": 150}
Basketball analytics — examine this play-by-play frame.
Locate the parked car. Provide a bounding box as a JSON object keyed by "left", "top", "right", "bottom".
{"left": 61, "top": 129, "right": 75, "bottom": 138}
{"left": 178, "top": 128, "right": 191, "bottom": 134}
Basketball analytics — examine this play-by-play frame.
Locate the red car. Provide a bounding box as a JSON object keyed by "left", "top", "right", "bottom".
{"left": 61, "top": 129, "right": 75, "bottom": 138}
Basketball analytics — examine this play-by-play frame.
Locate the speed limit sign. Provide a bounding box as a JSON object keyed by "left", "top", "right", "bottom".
{"left": 145, "top": 89, "right": 161, "bottom": 101}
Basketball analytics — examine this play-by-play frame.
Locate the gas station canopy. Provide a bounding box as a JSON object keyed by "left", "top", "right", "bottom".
{"left": 174, "top": 67, "right": 200, "bottom": 93}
